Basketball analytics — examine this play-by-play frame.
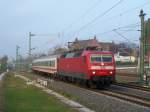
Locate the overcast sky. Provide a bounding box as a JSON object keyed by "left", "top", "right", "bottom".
{"left": 0, "top": 0, "right": 150, "bottom": 59}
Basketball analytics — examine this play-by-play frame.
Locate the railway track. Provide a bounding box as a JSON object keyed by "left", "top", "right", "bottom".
{"left": 114, "top": 83, "right": 150, "bottom": 92}
{"left": 116, "top": 73, "right": 138, "bottom": 77}
{"left": 60, "top": 81, "right": 150, "bottom": 108}
{"left": 97, "top": 89, "right": 150, "bottom": 107}
{"left": 56, "top": 81, "right": 150, "bottom": 107}
{"left": 21, "top": 72, "right": 150, "bottom": 108}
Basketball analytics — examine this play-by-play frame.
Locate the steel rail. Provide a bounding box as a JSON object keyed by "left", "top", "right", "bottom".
{"left": 21, "top": 72, "right": 150, "bottom": 108}
{"left": 97, "top": 90, "right": 150, "bottom": 107}
{"left": 113, "top": 83, "right": 150, "bottom": 92}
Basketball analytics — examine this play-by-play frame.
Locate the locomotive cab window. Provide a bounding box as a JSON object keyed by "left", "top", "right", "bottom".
{"left": 91, "top": 55, "right": 102, "bottom": 63}
{"left": 90, "top": 54, "right": 112, "bottom": 63}
{"left": 102, "top": 55, "right": 112, "bottom": 62}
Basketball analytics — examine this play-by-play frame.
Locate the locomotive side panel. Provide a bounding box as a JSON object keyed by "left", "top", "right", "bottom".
{"left": 58, "top": 56, "right": 88, "bottom": 79}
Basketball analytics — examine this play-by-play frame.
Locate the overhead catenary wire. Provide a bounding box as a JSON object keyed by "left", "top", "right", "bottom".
{"left": 59, "top": 0, "right": 103, "bottom": 48}
{"left": 63, "top": 22, "right": 140, "bottom": 47}
{"left": 113, "top": 29, "right": 132, "bottom": 43}
{"left": 64, "top": 0, "right": 150, "bottom": 40}
{"left": 94, "top": 0, "right": 150, "bottom": 25}
{"left": 30, "top": 33, "right": 59, "bottom": 37}
{"left": 63, "top": 0, "right": 103, "bottom": 32}
{"left": 117, "top": 29, "right": 140, "bottom": 32}
{"left": 113, "top": 22, "right": 140, "bottom": 30}
{"left": 47, "top": 1, "right": 148, "bottom": 49}
{"left": 96, "top": 22, "right": 140, "bottom": 36}
{"left": 119, "top": 0, "right": 150, "bottom": 16}
{"left": 95, "top": 22, "right": 140, "bottom": 45}
{"left": 64, "top": 0, "right": 124, "bottom": 41}
{"left": 73, "top": 0, "right": 124, "bottom": 35}
{"left": 29, "top": 32, "right": 63, "bottom": 55}
{"left": 113, "top": 29, "right": 140, "bottom": 48}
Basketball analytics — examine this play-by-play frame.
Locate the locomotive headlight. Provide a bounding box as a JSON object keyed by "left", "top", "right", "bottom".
{"left": 110, "top": 71, "right": 113, "bottom": 74}
{"left": 101, "top": 63, "right": 104, "bottom": 66}
{"left": 92, "top": 71, "right": 96, "bottom": 74}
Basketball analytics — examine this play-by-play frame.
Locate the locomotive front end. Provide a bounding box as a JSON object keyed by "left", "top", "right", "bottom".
{"left": 88, "top": 52, "right": 116, "bottom": 84}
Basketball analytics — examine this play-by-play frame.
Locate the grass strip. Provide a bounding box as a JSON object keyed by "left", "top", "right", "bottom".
{"left": 3, "top": 73, "right": 76, "bottom": 112}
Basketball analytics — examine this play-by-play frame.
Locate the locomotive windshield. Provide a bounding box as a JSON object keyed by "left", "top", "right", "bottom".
{"left": 90, "top": 54, "right": 112, "bottom": 63}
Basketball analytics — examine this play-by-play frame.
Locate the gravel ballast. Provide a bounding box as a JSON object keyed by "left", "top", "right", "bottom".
{"left": 47, "top": 80, "right": 150, "bottom": 112}
{"left": 21, "top": 72, "right": 150, "bottom": 112}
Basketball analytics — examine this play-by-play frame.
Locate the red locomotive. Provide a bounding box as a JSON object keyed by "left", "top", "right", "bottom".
{"left": 32, "top": 50, "right": 116, "bottom": 88}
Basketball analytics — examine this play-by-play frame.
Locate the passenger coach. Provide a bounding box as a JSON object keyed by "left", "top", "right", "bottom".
{"left": 32, "top": 55, "right": 60, "bottom": 74}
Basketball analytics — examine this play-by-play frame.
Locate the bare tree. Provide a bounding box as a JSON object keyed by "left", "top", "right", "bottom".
{"left": 48, "top": 45, "right": 68, "bottom": 55}
{"left": 0, "top": 55, "right": 8, "bottom": 71}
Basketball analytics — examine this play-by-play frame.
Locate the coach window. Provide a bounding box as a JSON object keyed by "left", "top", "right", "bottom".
{"left": 49, "top": 60, "right": 54, "bottom": 67}
{"left": 42, "top": 61, "right": 45, "bottom": 66}
{"left": 46, "top": 61, "right": 49, "bottom": 66}
{"left": 45, "top": 61, "right": 48, "bottom": 66}
{"left": 48, "top": 61, "right": 51, "bottom": 66}
{"left": 51, "top": 60, "right": 55, "bottom": 67}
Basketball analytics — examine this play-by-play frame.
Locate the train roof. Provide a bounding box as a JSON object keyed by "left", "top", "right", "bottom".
{"left": 32, "top": 54, "right": 60, "bottom": 63}
{"left": 32, "top": 51, "right": 113, "bottom": 62}
{"left": 60, "top": 50, "right": 113, "bottom": 58}
{"left": 81, "top": 50, "right": 113, "bottom": 56}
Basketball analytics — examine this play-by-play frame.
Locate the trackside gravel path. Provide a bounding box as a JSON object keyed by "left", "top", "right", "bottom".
{"left": 49, "top": 81, "right": 150, "bottom": 112}
{"left": 20, "top": 72, "right": 150, "bottom": 112}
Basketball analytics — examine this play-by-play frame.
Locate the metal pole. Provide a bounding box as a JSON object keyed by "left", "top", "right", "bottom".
{"left": 16, "top": 45, "right": 20, "bottom": 72}
{"left": 29, "top": 32, "right": 31, "bottom": 58}
{"left": 28, "top": 32, "right": 32, "bottom": 71}
{"left": 18, "top": 55, "right": 22, "bottom": 72}
{"left": 28, "top": 32, "right": 36, "bottom": 71}
{"left": 149, "top": 57, "right": 150, "bottom": 67}
{"left": 16, "top": 46, "right": 17, "bottom": 71}
{"left": 139, "top": 9, "right": 146, "bottom": 84}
